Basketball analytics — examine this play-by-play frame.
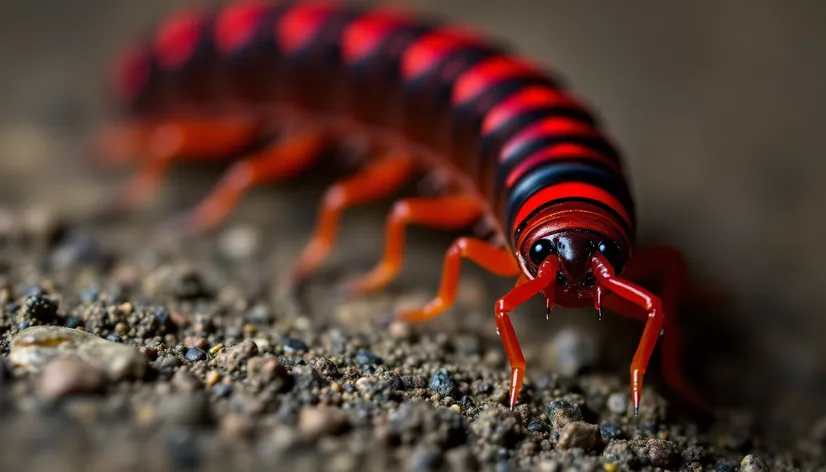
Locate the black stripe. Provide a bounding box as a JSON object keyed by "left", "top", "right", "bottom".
{"left": 498, "top": 132, "right": 621, "bottom": 189}
{"left": 123, "top": 42, "right": 161, "bottom": 116}
{"left": 348, "top": 22, "right": 435, "bottom": 85}
{"left": 403, "top": 44, "right": 504, "bottom": 109}
{"left": 450, "top": 75, "right": 562, "bottom": 139}
{"left": 497, "top": 155, "right": 622, "bottom": 201}
{"left": 213, "top": 3, "right": 295, "bottom": 104}
{"left": 281, "top": 7, "right": 365, "bottom": 67}
{"left": 478, "top": 106, "right": 597, "bottom": 165}
{"left": 505, "top": 161, "right": 635, "bottom": 233}
{"left": 224, "top": 3, "right": 294, "bottom": 65}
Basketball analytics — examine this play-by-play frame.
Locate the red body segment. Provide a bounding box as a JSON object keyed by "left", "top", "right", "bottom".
{"left": 106, "top": 0, "right": 709, "bottom": 414}
{"left": 154, "top": 9, "right": 206, "bottom": 69}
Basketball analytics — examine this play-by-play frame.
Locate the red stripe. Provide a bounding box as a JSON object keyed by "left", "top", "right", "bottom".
{"left": 155, "top": 9, "right": 206, "bottom": 68}
{"left": 505, "top": 144, "right": 621, "bottom": 188}
{"left": 401, "top": 27, "right": 484, "bottom": 81}
{"left": 511, "top": 182, "right": 633, "bottom": 234}
{"left": 500, "top": 117, "right": 598, "bottom": 163}
{"left": 275, "top": 2, "right": 338, "bottom": 54}
{"left": 452, "top": 56, "right": 544, "bottom": 106}
{"left": 481, "top": 87, "right": 581, "bottom": 135}
{"left": 342, "top": 8, "right": 413, "bottom": 65}
{"left": 214, "top": 1, "right": 269, "bottom": 53}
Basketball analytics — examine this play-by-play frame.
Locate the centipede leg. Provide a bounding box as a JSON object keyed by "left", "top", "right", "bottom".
{"left": 600, "top": 246, "right": 710, "bottom": 412}
{"left": 169, "top": 126, "right": 328, "bottom": 234}
{"left": 110, "top": 116, "right": 262, "bottom": 212}
{"left": 495, "top": 258, "right": 559, "bottom": 410}
{"left": 342, "top": 195, "right": 484, "bottom": 295}
{"left": 95, "top": 122, "right": 154, "bottom": 168}
{"left": 290, "top": 152, "right": 418, "bottom": 284}
{"left": 398, "top": 237, "right": 520, "bottom": 323}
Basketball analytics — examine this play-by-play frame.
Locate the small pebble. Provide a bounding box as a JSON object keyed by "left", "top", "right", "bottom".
{"left": 547, "top": 400, "right": 583, "bottom": 431}
{"left": 311, "top": 357, "right": 340, "bottom": 378}
{"left": 714, "top": 461, "right": 736, "bottom": 472}
{"left": 215, "top": 340, "right": 259, "bottom": 371}
{"left": 298, "top": 406, "right": 349, "bottom": 437}
{"left": 185, "top": 347, "right": 207, "bottom": 362}
{"left": 114, "top": 322, "right": 128, "bottom": 335}
{"left": 281, "top": 336, "right": 308, "bottom": 354}
{"left": 544, "top": 327, "right": 597, "bottom": 376}
{"left": 10, "top": 326, "right": 147, "bottom": 381}
{"left": 607, "top": 392, "right": 628, "bottom": 415}
{"left": 740, "top": 454, "right": 770, "bottom": 472}
{"left": 355, "top": 350, "right": 382, "bottom": 366}
{"left": 630, "top": 438, "right": 678, "bottom": 468}
{"left": 429, "top": 369, "right": 457, "bottom": 397}
{"left": 208, "top": 343, "right": 224, "bottom": 356}
{"left": 205, "top": 370, "right": 221, "bottom": 388}
{"left": 247, "top": 356, "right": 292, "bottom": 392}
{"left": 556, "top": 421, "right": 599, "bottom": 450}
{"left": 37, "top": 356, "right": 106, "bottom": 399}
{"left": 527, "top": 420, "right": 547, "bottom": 433}
{"left": 22, "top": 294, "right": 58, "bottom": 323}
{"left": 388, "top": 321, "right": 412, "bottom": 340}
{"left": 218, "top": 225, "right": 259, "bottom": 261}
{"left": 599, "top": 423, "right": 624, "bottom": 441}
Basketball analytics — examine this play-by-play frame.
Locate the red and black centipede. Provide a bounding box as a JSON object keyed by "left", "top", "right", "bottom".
{"left": 101, "top": 0, "right": 712, "bottom": 413}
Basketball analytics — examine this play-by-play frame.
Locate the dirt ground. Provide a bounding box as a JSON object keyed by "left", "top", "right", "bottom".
{"left": 0, "top": 0, "right": 825, "bottom": 470}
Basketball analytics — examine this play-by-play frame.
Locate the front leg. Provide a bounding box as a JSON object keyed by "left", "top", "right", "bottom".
{"left": 592, "top": 246, "right": 710, "bottom": 413}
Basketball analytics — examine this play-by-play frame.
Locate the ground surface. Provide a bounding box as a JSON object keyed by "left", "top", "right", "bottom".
{"left": 0, "top": 198, "right": 819, "bottom": 471}
{"left": 1, "top": 0, "right": 825, "bottom": 471}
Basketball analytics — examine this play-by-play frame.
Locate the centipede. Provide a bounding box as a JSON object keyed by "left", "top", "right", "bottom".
{"left": 100, "top": 0, "right": 711, "bottom": 414}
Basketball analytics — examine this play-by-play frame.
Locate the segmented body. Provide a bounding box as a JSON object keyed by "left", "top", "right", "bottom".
{"left": 108, "top": 1, "right": 708, "bottom": 413}
{"left": 113, "top": 0, "right": 635, "bottom": 251}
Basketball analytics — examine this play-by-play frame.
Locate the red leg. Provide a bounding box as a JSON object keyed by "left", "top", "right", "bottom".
{"left": 495, "top": 258, "right": 559, "bottom": 409}
{"left": 342, "top": 195, "right": 485, "bottom": 295}
{"left": 95, "top": 121, "right": 154, "bottom": 168}
{"left": 398, "top": 237, "right": 521, "bottom": 323}
{"left": 170, "top": 126, "right": 328, "bottom": 234}
{"left": 290, "top": 153, "right": 418, "bottom": 283}
{"left": 111, "top": 116, "right": 262, "bottom": 211}
{"left": 595, "top": 247, "right": 708, "bottom": 410}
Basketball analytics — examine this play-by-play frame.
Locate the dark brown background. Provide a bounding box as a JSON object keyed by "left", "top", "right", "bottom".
{"left": 1, "top": 0, "right": 824, "bottom": 442}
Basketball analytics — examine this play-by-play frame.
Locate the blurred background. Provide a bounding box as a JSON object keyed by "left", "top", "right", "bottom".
{"left": 0, "top": 0, "right": 824, "bottom": 444}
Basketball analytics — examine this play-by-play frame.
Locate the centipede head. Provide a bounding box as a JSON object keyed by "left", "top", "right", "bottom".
{"left": 514, "top": 201, "right": 632, "bottom": 309}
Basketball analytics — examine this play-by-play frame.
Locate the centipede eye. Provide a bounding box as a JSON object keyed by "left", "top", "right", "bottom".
{"left": 597, "top": 241, "right": 620, "bottom": 266}
{"left": 528, "top": 239, "right": 555, "bottom": 266}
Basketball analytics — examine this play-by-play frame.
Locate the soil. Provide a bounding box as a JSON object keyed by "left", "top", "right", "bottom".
{"left": 1, "top": 1, "right": 826, "bottom": 471}
{"left": 0, "top": 196, "right": 819, "bottom": 471}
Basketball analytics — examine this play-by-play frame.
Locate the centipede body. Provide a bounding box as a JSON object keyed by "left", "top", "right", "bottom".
{"left": 105, "top": 0, "right": 709, "bottom": 413}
